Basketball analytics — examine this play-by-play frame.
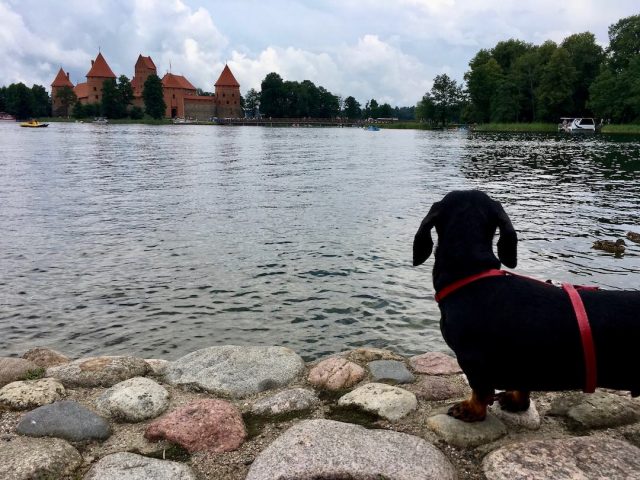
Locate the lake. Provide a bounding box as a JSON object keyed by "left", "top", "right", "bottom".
{"left": 1, "top": 123, "right": 639, "bottom": 361}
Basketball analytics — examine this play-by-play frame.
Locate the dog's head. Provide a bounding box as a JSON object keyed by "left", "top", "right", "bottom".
{"left": 413, "top": 190, "right": 517, "bottom": 269}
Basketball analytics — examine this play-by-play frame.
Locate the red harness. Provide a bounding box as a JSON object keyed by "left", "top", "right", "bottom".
{"left": 435, "top": 269, "right": 597, "bottom": 393}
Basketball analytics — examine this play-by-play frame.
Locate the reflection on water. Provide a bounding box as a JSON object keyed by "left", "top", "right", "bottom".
{"left": 0, "top": 124, "right": 639, "bottom": 360}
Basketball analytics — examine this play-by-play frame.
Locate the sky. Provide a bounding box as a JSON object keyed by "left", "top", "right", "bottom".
{"left": 1, "top": 0, "right": 638, "bottom": 107}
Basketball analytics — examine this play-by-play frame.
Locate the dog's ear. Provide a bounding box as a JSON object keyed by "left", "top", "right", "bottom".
{"left": 413, "top": 202, "right": 440, "bottom": 266}
{"left": 493, "top": 200, "right": 518, "bottom": 268}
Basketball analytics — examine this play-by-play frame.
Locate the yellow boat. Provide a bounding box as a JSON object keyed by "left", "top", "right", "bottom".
{"left": 20, "top": 120, "right": 49, "bottom": 128}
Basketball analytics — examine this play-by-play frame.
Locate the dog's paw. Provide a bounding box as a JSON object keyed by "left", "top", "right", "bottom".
{"left": 496, "top": 391, "right": 530, "bottom": 412}
{"left": 447, "top": 401, "right": 486, "bottom": 422}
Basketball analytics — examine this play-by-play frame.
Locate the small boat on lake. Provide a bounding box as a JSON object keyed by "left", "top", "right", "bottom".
{"left": 365, "top": 125, "right": 380, "bottom": 131}
{"left": 558, "top": 117, "right": 601, "bottom": 133}
{"left": 20, "top": 120, "right": 48, "bottom": 128}
{"left": 0, "top": 112, "right": 16, "bottom": 121}
{"left": 93, "top": 117, "right": 108, "bottom": 124}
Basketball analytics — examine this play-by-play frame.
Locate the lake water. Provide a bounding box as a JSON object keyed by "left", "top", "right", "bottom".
{"left": 1, "top": 123, "right": 639, "bottom": 361}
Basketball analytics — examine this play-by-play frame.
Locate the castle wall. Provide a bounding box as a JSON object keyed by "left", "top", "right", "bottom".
{"left": 184, "top": 97, "right": 216, "bottom": 121}
{"left": 215, "top": 86, "right": 242, "bottom": 118}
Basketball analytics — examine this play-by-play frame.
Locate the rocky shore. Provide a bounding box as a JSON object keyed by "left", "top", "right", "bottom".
{"left": 2, "top": 345, "right": 640, "bottom": 479}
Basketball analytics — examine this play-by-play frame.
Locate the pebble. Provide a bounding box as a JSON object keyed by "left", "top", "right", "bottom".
{"left": 0, "top": 357, "right": 39, "bottom": 387}
{"left": 145, "top": 399, "right": 246, "bottom": 453}
{"left": 83, "top": 451, "right": 197, "bottom": 480}
{"left": 338, "top": 382, "right": 417, "bottom": 421}
{"left": 427, "top": 413, "right": 507, "bottom": 447}
{"left": 46, "top": 355, "right": 151, "bottom": 388}
{"left": 16, "top": 400, "right": 111, "bottom": 442}
{"left": 251, "top": 388, "right": 320, "bottom": 416}
{"left": 408, "top": 352, "right": 462, "bottom": 375}
{"left": 0, "top": 377, "right": 65, "bottom": 410}
{"left": 95, "top": 377, "right": 169, "bottom": 422}
{"left": 483, "top": 436, "right": 640, "bottom": 480}
{"left": 367, "top": 360, "right": 415, "bottom": 384}
{"left": 246, "top": 419, "right": 456, "bottom": 480}
{"left": 0, "top": 436, "right": 82, "bottom": 480}
{"left": 164, "top": 346, "right": 305, "bottom": 398}
{"left": 307, "top": 357, "right": 365, "bottom": 391}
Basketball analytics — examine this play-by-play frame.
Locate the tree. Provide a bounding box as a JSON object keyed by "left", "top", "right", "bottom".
{"left": 364, "top": 99, "right": 379, "bottom": 118}
{"left": 260, "top": 72, "right": 286, "bottom": 117}
{"left": 343, "top": 96, "right": 361, "bottom": 119}
{"left": 536, "top": 48, "right": 577, "bottom": 121}
{"left": 561, "top": 32, "right": 604, "bottom": 114}
{"left": 415, "top": 93, "right": 436, "bottom": 123}
{"left": 55, "top": 86, "right": 77, "bottom": 117}
{"left": 430, "top": 74, "right": 465, "bottom": 125}
{"left": 143, "top": 74, "right": 166, "bottom": 119}
{"left": 5, "top": 83, "right": 34, "bottom": 119}
{"left": 607, "top": 14, "right": 640, "bottom": 72}
{"left": 116, "top": 75, "right": 134, "bottom": 118}
{"left": 378, "top": 103, "right": 393, "bottom": 117}
{"left": 31, "top": 85, "right": 50, "bottom": 117}
{"left": 244, "top": 88, "right": 260, "bottom": 117}
{"left": 100, "top": 79, "right": 119, "bottom": 118}
{"left": 465, "top": 51, "right": 503, "bottom": 123}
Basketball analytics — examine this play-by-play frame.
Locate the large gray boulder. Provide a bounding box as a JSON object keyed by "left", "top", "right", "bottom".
{"left": 427, "top": 413, "right": 507, "bottom": 447}
{"left": 83, "top": 452, "right": 196, "bottom": 480}
{"left": 246, "top": 419, "right": 456, "bottom": 480}
{"left": 550, "top": 391, "right": 640, "bottom": 429}
{"left": 0, "top": 436, "right": 82, "bottom": 480}
{"left": 164, "top": 346, "right": 305, "bottom": 398}
{"left": 95, "top": 377, "right": 169, "bottom": 422}
{"left": 483, "top": 436, "right": 640, "bottom": 479}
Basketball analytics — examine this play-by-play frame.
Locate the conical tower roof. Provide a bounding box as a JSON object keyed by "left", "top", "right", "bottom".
{"left": 51, "top": 68, "right": 74, "bottom": 88}
{"left": 214, "top": 64, "right": 239, "bottom": 87}
{"left": 86, "top": 52, "right": 116, "bottom": 78}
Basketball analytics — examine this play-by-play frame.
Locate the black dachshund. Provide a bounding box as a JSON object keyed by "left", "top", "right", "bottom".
{"left": 413, "top": 190, "right": 640, "bottom": 422}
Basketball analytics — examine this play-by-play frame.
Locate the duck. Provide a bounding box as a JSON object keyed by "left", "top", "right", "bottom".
{"left": 592, "top": 238, "right": 626, "bottom": 254}
{"left": 627, "top": 231, "right": 640, "bottom": 244}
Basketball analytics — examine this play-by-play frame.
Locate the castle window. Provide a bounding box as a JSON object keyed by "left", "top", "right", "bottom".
{"left": 95, "top": 95, "right": 99, "bottom": 100}
{"left": 222, "top": 93, "right": 225, "bottom": 97}
{"left": 232, "top": 93, "right": 234, "bottom": 97}
{"left": 93, "top": 87, "right": 97, "bottom": 91}
{"left": 173, "top": 94, "right": 175, "bottom": 99}
{"left": 227, "top": 101, "right": 229, "bottom": 104}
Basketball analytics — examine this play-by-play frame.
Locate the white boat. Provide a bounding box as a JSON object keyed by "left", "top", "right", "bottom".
{"left": 93, "top": 117, "right": 108, "bottom": 124}
{"left": 558, "top": 117, "right": 601, "bottom": 133}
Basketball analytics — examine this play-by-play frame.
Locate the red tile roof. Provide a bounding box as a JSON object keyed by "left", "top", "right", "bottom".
{"left": 51, "top": 68, "right": 74, "bottom": 88}
{"left": 74, "top": 82, "right": 89, "bottom": 99}
{"left": 214, "top": 65, "right": 239, "bottom": 87}
{"left": 86, "top": 53, "right": 116, "bottom": 78}
{"left": 162, "top": 73, "right": 196, "bottom": 91}
{"left": 136, "top": 54, "right": 156, "bottom": 71}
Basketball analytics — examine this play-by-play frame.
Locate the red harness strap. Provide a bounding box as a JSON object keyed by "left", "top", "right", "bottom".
{"left": 435, "top": 269, "right": 597, "bottom": 393}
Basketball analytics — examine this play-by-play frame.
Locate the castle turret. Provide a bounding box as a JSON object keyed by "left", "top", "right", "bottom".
{"left": 214, "top": 65, "right": 241, "bottom": 118}
{"left": 84, "top": 52, "right": 117, "bottom": 105}
{"left": 50, "top": 68, "right": 74, "bottom": 116}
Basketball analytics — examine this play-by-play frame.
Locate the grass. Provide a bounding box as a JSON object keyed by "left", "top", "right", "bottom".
{"left": 22, "top": 367, "right": 45, "bottom": 380}
{"left": 601, "top": 124, "right": 640, "bottom": 134}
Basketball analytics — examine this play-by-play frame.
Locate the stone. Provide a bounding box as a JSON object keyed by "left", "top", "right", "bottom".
{"left": 145, "top": 399, "right": 246, "bottom": 453}
{"left": 246, "top": 419, "right": 456, "bottom": 480}
{"left": 164, "top": 346, "right": 304, "bottom": 398}
{"left": 16, "top": 400, "right": 111, "bottom": 442}
{"left": 489, "top": 400, "right": 541, "bottom": 430}
{"left": 344, "top": 347, "right": 404, "bottom": 363}
{"left": 46, "top": 355, "right": 151, "bottom": 388}
{"left": 483, "top": 436, "right": 640, "bottom": 480}
{"left": 83, "top": 452, "right": 196, "bottom": 480}
{"left": 307, "top": 357, "right": 365, "bottom": 391}
{"left": 144, "top": 359, "right": 170, "bottom": 376}
{"left": 0, "top": 377, "right": 65, "bottom": 410}
{"left": 368, "top": 360, "right": 415, "bottom": 384}
{"left": 251, "top": 388, "right": 320, "bottom": 416}
{"left": 0, "top": 357, "right": 39, "bottom": 387}
{"left": 0, "top": 436, "right": 82, "bottom": 480}
{"left": 407, "top": 374, "right": 470, "bottom": 401}
{"left": 22, "top": 347, "right": 71, "bottom": 368}
{"left": 409, "top": 352, "right": 462, "bottom": 375}
{"left": 427, "top": 413, "right": 507, "bottom": 447}
{"left": 95, "top": 377, "right": 169, "bottom": 422}
{"left": 550, "top": 391, "right": 640, "bottom": 429}
{"left": 338, "top": 382, "right": 417, "bottom": 421}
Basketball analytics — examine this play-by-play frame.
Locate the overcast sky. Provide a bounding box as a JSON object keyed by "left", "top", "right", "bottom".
{"left": 1, "top": 0, "right": 638, "bottom": 106}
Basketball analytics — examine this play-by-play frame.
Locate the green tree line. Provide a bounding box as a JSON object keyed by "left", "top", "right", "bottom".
{"left": 0, "top": 83, "right": 51, "bottom": 119}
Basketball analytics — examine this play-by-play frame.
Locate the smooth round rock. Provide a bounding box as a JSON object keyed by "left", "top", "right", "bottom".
{"left": 407, "top": 374, "right": 470, "bottom": 401}
{"left": 16, "top": 400, "right": 111, "bottom": 442}
{"left": 0, "top": 377, "right": 65, "bottom": 410}
{"left": 307, "top": 357, "right": 365, "bottom": 391}
{"left": 489, "top": 400, "right": 540, "bottom": 430}
{"left": 0, "top": 358, "right": 39, "bottom": 387}
{"left": 95, "top": 377, "right": 169, "bottom": 422}
{"left": 145, "top": 399, "right": 246, "bottom": 453}
{"left": 427, "top": 413, "right": 507, "bottom": 447}
{"left": 483, "top": 437, "right": 640, "bottom": 480}
{"left": 368, "top": 360, "right": 415, "bottom": 384}
{"left": 165, "top": 346, "right": 304, "bottom": 398}
{"left": 338, "top": 382, "right": 417, "bottom": 421}
{"left": 46, "top": 356, "right": 151, "bottom": 388}
{"left": 409, "top": 352, "right": 462, "bottom": 375}
{"left": 0, "top": 436, "right": 82, "bottom": 480}
{"left": 22, "top": 347, "right": 71, "bottom": 368}
{"left": 83, "top": 452, "right": 197, "bottom": 480}
{"left": 565, "top": 392, "right": 640, "bottom": 429}
{"left": 247, "top": 419, "right": 456, "bottom": 480}
{"left": 251, "top": 388, "right": 320, "bottom": 416}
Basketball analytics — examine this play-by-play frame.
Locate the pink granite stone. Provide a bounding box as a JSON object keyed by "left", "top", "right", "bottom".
{"left": 409, "top": 352, "right": 462, "bottom": 375}
{"left": 144, "top": 399, "right": 246, "bottom": 453}
{"left": 307, "top": 358, "right": 365, "bottom": 391}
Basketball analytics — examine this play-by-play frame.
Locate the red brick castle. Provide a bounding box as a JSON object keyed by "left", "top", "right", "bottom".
{"left": 51, "top": 52, "right": 242, "bottom": 120}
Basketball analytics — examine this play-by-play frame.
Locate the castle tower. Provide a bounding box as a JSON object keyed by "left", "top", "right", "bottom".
{"left": 132, "top": 55, "right": 157, "bottom": 100}
{"left": 84, "top": 52, "right": 117, "bottom": 105}
{"left": 50, "top": 68, "right": 74, "bottom": 117}
{"left": 214, "top": 65, "right": 241, "bottom": 118}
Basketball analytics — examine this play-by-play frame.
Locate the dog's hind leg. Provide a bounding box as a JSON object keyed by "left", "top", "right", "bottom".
{"left": 447, "top": 388, "right": 494, "bottom": 422}
{"left": 496, "top": 390, "right": 530, "bottom": 412}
